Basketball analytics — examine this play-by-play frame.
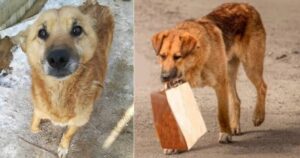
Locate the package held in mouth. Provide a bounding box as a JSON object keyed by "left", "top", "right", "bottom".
{"left": 151, "top": 82, "right": 207, "bottom": 151}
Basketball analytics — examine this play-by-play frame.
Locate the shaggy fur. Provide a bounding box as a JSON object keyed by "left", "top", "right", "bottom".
{"left": 152, "top": 3, "right": 267, "bottom": 153}
{"left": 13, "top": 0, "right": 114, "bottom": 157}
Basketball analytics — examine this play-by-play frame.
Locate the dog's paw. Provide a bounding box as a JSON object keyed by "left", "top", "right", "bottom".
{"left": 218, "top": 132, "right": 232, "bottom": 144}
{"left": 57, "top": 146, "right": 69, "bottom": 158}
{"left": 30, "top": 126, "right": 41, "bottom": 133}
{"left": 231, "top": 127, "right": 241, "bottom": 135}
{"left": 253, "top": 109, "right": 265, "bottom": 126}
{"left": 163, "top": 148, "right": 179, "bottom": 155}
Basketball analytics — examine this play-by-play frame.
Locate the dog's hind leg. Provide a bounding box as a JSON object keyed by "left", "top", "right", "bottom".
{"left": 242, "top": 34, "right": 267, "bottom": 127}
{"left": 31, "top": 111, "right": 41, "bottom": 133}
{"left": 227, "top": 57, "right": 241, "bottom": 135}
{"left": 58, "top": 126, "right": 79, "bottom": 158}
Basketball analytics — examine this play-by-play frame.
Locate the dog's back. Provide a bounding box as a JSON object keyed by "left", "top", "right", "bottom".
{"left": 205, "top": 3, "right": 265, "bottom": 52}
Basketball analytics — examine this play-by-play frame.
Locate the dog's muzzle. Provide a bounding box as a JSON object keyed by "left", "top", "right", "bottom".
{"left": 44, "top": 47, "right": 79, "bottom": 78}
{"left": 160, "top": 68, "right": 179, "bottom": 82}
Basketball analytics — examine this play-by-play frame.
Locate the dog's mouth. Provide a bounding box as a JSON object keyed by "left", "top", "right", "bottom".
{"left": 43, "top": 60, "right": 79, "bottom": 79}
{"left": 165, "top": 77, "right": 186, "bottom": 88}
{"left": 160, "top": 69, "right": 183, "bottom": 83}
{"left": 43, "top": 47, "right": 79, "bottom": 79}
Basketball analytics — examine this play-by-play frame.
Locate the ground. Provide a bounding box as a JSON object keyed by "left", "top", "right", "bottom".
{"left": 134, "top": 0, "right": 300, "bottom": 158}
{"left": 0, "top": 0, "right": 133, "bottom": 158}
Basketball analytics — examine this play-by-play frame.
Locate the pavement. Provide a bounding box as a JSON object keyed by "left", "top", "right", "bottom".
{"left": 134, "top": 0, "right": 300, "bottom": 157}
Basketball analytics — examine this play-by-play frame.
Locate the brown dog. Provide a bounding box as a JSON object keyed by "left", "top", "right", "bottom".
{"left": 0, "top": 36, "right": 14, "bottom": 75}
{"left": 13, "top": 0, "right": 114, "bottom": 157}
{"left": 152, "top": 3, "right": 267, "bottom": 154}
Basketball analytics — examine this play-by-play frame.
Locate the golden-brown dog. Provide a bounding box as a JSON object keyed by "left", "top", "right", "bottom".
{"left": 13, "top": 0, "right": 114, "bottom": 157}
{"left": 152, "top": 3, "right": 267, "bottom": 154}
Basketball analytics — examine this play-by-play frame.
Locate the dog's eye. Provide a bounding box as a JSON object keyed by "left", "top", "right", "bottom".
{"left": 38, "top": 28, "right": 49, "bottom": 40}
{"left": 160, "top": 54, "right": 167, "bottom": 60}
{"left": 173, "top": 55, "right": 182, "bottom": 61}
{"left": 71, "top": 25, "right": 83, "bottom": 37}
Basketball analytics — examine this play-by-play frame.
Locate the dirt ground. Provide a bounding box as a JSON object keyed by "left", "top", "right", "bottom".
{"left": 134, "top": 0, "right": 300, "bottom": 157}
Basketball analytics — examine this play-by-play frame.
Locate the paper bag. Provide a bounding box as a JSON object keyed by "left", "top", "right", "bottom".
{"left": 151, "top": 82, "right": 207, "bottom": 151}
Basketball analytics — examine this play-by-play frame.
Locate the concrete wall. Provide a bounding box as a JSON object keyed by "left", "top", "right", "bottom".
{"left": 0, "top": 0, "right": 46, "bottom": 30}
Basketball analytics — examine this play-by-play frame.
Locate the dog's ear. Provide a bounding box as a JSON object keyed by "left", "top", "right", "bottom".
{"left": 151, "top": 31, "right": 169, "bottom": 55}
{"left": 180, "top": 33, "right": 197, "bottom": 56}
{"left": 11, "top": 30, "right": 27, "bottom": 52}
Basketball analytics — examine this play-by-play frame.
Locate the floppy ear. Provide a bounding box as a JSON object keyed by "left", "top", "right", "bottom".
{"left": 151, "top": 31, "right": 169, "bottom": 55}
{"left": 180, "top": 33, "right": 197, "bottom": 56}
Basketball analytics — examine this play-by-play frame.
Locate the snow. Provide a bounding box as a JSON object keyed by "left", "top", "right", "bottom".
{"left": 0, "top": 0, "right": 133, "bottom": 157}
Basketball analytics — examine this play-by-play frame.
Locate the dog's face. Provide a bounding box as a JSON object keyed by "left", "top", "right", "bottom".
{"left": 152, "top": 30, "right": 197, "bottom": 82}
{"left": 21, "top": 6, "right": 98, "bottom": 79}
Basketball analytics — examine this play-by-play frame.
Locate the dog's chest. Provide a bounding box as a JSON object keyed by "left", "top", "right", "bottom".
{"left": 32, "top": 78, "right": 101, "bottom": 126}
{"left": 197, "top": 69, "right": 217, "bottom": 87}
{"left": 186, "top": 68, "right": 217, "bottom": 88}
{"left": 47, "top": 79, "right": 101, "bottom": 107}
{"left": 48, "top": 83, "right": 70, "bottom": 106}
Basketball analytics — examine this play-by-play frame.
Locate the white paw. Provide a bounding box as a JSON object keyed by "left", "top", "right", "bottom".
{"left": 253, "top": 110, "right": 265, "bottom": 127}
{"left": 31, "top": 127, "right": 41, "bottom": 133}
{"left": 163, "top": 148, "right": 179, "bottom": 155}
{"left": 57, "top": 146, "right": 69, "bottom": 158}
{"left": 218, "top": 132, "right": 232, "bottom": 144}
{"left": 231, "top": 127, "right": 242, "bottom": 135}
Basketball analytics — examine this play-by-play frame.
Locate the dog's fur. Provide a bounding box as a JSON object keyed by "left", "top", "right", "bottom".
{"left": 152, "top": 3, "right": 267, "bottom": 153}
{"left": 0, "top": 36, "right": 14, "bottom": 74}
{"left": 14, "top": 0, "right": 114, "bottom": 157}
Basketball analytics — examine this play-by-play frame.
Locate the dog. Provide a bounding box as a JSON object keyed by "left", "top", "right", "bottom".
{"left": 0, "top": 36, "right": 14, "bottom": 75}
{"left": 152, "top": 3, "right": 267, "bottom": 154}
{"left": 12, "top": 0, "right": 114, "bottom": 157}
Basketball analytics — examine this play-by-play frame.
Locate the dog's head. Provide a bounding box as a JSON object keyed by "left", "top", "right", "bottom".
{"left": 19, "top": 6, "right": 98, "bottom": 79}
{"left": 151, "top": 30, "right": 198, "bottom": 83}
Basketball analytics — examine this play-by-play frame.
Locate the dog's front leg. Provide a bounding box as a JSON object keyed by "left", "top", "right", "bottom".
{"left": 31, "top": 111, "right": 41, "bottom": 133}
{"left": 214, "top": 81, "right": 232, "bottom": 144}
{"left": 58, "top": 126, "right": 79, "bottom": 158}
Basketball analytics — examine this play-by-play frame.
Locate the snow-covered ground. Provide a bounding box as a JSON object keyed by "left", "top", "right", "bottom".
{"left": 0, "top": 0, "right": 133, "bottom": 157}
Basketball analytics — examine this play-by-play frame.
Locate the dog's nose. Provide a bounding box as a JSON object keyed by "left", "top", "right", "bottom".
{"left": 161, "top": 68, "right": 177, "bottom": 82}
{"left": 161, "top": 71, "right": 171, "bottom": 81}
{"left": 47, "top": 49, "right": 70, "bottom": 69}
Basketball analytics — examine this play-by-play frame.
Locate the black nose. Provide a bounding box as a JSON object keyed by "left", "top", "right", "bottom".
{"left": 161, "top": 68, "right": 177, "bottom": 82}
{"left": 47, "top": 49, "right": 70, "bottom": 69}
